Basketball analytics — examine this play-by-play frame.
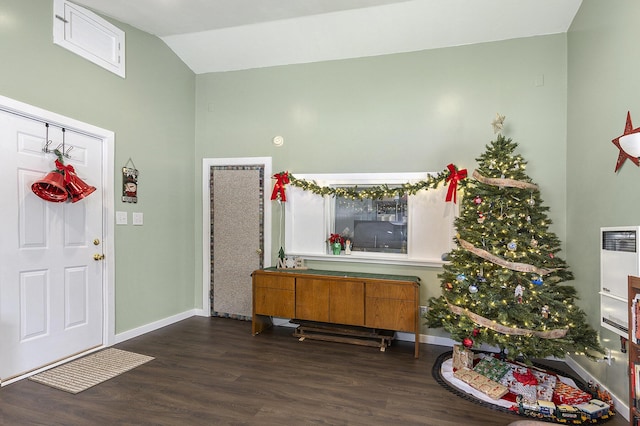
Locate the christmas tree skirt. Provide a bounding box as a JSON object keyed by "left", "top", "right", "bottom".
{"left": 432, "top": 351, "right": 616, "bottom": 424}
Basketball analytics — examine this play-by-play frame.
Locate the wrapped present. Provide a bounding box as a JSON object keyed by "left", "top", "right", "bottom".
{"left": 552, "top": 381, "right": 592, "bottom": 405}
{"left": 532, "top": 369, "right": 557, "bottom": 402}
{"left": 473, "top": 356, "right": 510, "bottom": 382}
{"left": 500, "top": 366, "right": 538, "bottom": 404}
{"left": 453, "top": 368, "right": 509, "bottom": 400}
{"left": 452, "top": 344, "right": 473, "bottom": 371}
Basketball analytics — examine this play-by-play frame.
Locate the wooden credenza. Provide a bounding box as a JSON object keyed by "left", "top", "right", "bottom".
{"left": 251, "top": 268, "right": 421, "bottom": 357}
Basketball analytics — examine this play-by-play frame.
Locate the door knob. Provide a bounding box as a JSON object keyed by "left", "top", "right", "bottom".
{"left": 93, "top": 254, "right": 105, "bottom": 261}
{"left": 256, "top": 248, "right": 263, "bottom": 255}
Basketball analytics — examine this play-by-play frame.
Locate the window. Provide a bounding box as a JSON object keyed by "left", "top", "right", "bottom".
{"left": 53, "top": 0, "right": 126, "bottom": 78}
{"left": 335, "top": 190, "right": 408, "bottom": 254}
{"left": 284, "top": 173, "right": 457, "bottom": 266}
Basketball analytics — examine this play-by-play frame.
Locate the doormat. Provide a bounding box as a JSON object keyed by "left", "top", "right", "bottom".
{"left": 29, "top": 348, "right": 154, "bottom": 394}
{"left": 432, "top": 351, "right": 615, "bottom": 424}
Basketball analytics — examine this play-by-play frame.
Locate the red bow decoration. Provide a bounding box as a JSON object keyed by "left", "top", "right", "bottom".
{"left": 445, "top": 163, "right": 467, "bottom": 203}
{"left": 55, "top": 159, "right": 75, "bottom": 184}
{"left": 512, "top": 368, "right": 538, "bottom": 386}
{"left": 271, "top": 172, "right": 290, "bottom": 202}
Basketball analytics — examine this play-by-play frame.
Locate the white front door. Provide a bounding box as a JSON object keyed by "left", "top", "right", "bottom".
{"left": 0, "top": 110, "right": 104, "bottom": 382}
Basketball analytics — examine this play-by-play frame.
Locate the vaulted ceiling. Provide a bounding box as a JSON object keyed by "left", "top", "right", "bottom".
{"left": 70, "top": 0, "right": 583, "bottom": 73}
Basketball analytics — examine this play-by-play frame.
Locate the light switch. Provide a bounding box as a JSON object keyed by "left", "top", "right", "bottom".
{"left": 116, "top": 211, "right": 128, "bottom": 225}
{"left": 132, "top": 212, "right": 144, "bottom": 226}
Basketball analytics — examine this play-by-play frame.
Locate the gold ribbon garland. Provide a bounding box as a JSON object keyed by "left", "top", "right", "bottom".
{"left": 472, "top": 169, "right": 539, "bottom": 190}
{"left": 458, "top": 238, "right": 557, "bottom": 276}
{"left": 447, "top": 302, "right": 568, "bottom": 339}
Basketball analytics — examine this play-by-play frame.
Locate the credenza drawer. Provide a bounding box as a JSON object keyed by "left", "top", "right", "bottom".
{"left": 254, "top": 274, "right": 295, "bottom": 291}
{"left": 366, "top": 281, "right": 416, "bottom": 301}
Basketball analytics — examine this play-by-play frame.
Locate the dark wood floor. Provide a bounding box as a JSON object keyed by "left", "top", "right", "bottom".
{"left": 0, "top": 317, "right": 627, "bottom": 426}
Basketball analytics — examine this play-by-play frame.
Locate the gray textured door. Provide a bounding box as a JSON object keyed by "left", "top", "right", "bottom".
{"left": 210, "top": 165, "right": 265, "bottom": 319}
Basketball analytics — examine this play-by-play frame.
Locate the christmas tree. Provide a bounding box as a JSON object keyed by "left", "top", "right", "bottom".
{"left": 426, "top": 129, "right": 603, "bottom": 362}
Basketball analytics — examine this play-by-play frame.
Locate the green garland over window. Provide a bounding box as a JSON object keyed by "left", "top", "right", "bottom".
{"left": 283, "top": 164, "right": 468, "bottom": 200}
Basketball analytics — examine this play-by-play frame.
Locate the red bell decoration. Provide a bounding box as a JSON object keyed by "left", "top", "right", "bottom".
{"left": 31, "top": 171, "right": 69, "bottom": 202}
{"left": 54, "top": 158, "right": 96, "bottom": 203}
{"left": 65, "top": 169, "right": 96, "bottom": 203}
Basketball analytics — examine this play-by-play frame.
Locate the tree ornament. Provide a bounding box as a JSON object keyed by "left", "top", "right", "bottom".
{"left": 514, "top": 284, "right": 524, "bottom": 304}
{"left": 530, "top": 238, "right": 538, "bottom": 248}
{"left": 541, "top": 305, "right": 550, "bottom": 319}
{"left": 462, "top": 337, "right": 473, "bottom": 348}
{"left": 456, "top": 274, "right": 466, "bottom": 282}
{"left": 531, "top": 276, "right": 543, "bottom": 286}
{"left": 445, "top": 282, "right": 453, "bottom": 291}
{"left": 477, "top": 212, "right": 485, "bottom": 223}
{"left": 472, "top": 328, "right": 480, "bottom": 337}
{"left": 468, "top": 284, "right": 478, "bottom": 294}
{"left": 507, "top": 241, "right": 517, "bottom": 251}
{"left": 473, "top": 195, "right": 482, "bottom": 205}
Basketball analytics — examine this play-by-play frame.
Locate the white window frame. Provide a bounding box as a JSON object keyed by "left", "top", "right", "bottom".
{"left": 284, "top": 172, "right": 457, "bottom": 267}
{"left": 53, "top": 0, "right": 126, "bottom": 78}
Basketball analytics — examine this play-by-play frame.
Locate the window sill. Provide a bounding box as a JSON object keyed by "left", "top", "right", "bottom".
{"left": 288, "top": 251, "right": 446, "bottom": 267}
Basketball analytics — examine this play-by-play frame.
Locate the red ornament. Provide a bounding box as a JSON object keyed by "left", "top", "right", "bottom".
{"left": 472, "top": 328, "right": 480, "bottom": 337}
{"left": 612, "top": 111, "right": 640, "bottom": 172}
{"left": 462, "top": 337, "right": 473, "bottom": 348}
{"left": 473, "top": 195, "right": 482, "bottom": 204}
{"left": 445, "top": 282, "right": 453, "bottom": 291}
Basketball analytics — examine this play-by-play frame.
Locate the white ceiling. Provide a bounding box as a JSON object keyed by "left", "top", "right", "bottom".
{"left": 71, "top": 0, "right": 583, "bottom": 74}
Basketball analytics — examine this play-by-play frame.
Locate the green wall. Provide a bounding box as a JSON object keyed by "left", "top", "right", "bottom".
{"left": 195, "top": 34, "right": 569, "bottom": 334}
{"left": 567, "top": 0, "right": 640, "bottom": 407}
{"left": 0, "top": 0, "right": 196, "bottom": 333}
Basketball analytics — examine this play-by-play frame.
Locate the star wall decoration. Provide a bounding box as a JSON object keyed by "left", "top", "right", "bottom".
{"left": 491, "top": 113, "right": 505, "bottom": 134}
{"left": 612, "top": 111, "right": 640, "bottom": 172}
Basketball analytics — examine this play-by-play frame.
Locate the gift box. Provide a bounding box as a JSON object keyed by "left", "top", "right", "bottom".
{"left": 552, "top": 381, "right": 592, "bottom": 405}
{"left": 473, "top": 356, "right": 510, "bottom": 382}
{"left": 532, "top": 369, "right": 557, "bottom": 402}
{"left": 452, "top": 344, "right": 473, "bottom": 371}
{"left": 453, "top": 368, "right": 509, "bottom": 400}
{"left": 500, "top": 366, "right": 538, "bottom": 404}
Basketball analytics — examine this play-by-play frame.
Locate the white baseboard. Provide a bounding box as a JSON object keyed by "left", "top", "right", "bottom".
{"left": 114, "top": 309, "right": 198, "bottom": 344}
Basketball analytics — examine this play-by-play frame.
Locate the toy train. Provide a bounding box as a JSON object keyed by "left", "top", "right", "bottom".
{"left": 516, "top": 397, "right": 613, "bottom": 424}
